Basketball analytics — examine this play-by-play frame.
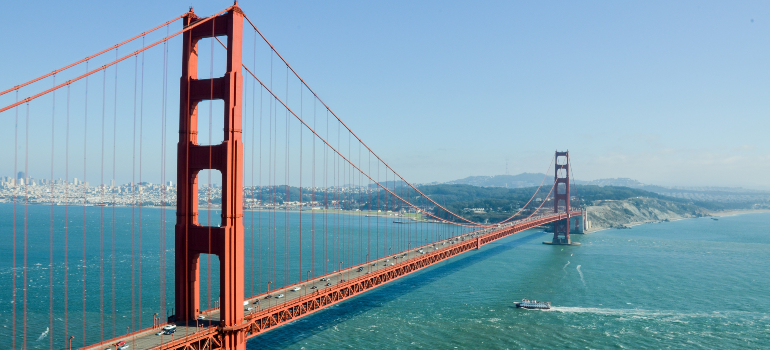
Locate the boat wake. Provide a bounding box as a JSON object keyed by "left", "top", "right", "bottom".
{"left": 576, "top": 265, "right": 585, "bottom": 286}
{"left": 37, "top": 327, "right": 49, "bottom": 341}
{"left": 562, "top": 261, "right": 570, "bottom": 272}
{"left": 545, "top": 307, "right": 764, "bottom": 322}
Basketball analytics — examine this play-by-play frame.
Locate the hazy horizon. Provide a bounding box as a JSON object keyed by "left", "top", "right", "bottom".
{"left": 2, "top": 1, "right": 768, "bottom": 191}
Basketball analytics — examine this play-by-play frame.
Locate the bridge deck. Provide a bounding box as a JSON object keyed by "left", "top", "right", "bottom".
{"left": 84, "top": 211, "right": 582, "bottom": 350}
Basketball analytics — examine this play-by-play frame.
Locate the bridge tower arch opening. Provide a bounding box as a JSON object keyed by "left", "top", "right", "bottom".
{"left": 175, "top": 4, "right": 247, "bottom": 350}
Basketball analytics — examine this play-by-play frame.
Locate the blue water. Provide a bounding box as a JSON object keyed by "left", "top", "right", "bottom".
{"left": 2, "top": 204, "right": 769, "bottom": 348}
{"left": 0, "top": 203, "right": 470, "bottom": 348}
{"left": 249, "top": 213, "right": 770, "bottom": 349}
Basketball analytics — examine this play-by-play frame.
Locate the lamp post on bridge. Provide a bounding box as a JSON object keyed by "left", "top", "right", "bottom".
{"left": 306, "top": 270, "right": 311, "bottom": 297}
{"left": 267, "top": 281, "right": 272, "bottom": 308}
{"left": 68, "top": 336, "right": 74, "bottom": 350}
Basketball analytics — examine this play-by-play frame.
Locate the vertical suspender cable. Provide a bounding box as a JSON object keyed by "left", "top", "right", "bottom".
{"left": 250, "top": 31, "right": 257, "bottom": 297}
{"left": 333, "top": 127, "right": 337, "bottom": 274}
{"left": 299, "top": 84, "right": 303, "bottom": 283}
{"left": 138, "top": 35, "right": 146, "bottom": 330}
{"left": 311, "top": 98, "right": 315, "bottom": 280}
{"left": 258, "top": 82, "right": 263, "bottom": 294}
{"left": 50, "top": 76, "right": 57, "bottom": 350}
{"left": 358, "top": 143, "right": 362, "bottom": 265}
{"left": 268, "top": 84, "right": 271, "bottom": 291}
{"left": 100, "top": 67, "right": 107, "bottom": 342}
{"left": 367, "top": 152, "right": 371, "bottom": 261}
{"left": 274, "top": 92, "right": 278, "bottom": 287}
{"left": 24, "top": 102, "right": 30, "bottom": 350}
{"left": 243, "top": 48, "right": 249, "bottom": 298}
{"left": 323, "top": 109, "right": 328, "bottom": 276}
{"left": 111, "top": 48, "right": 118, "bottom": 339}
{"left": 131, "top": 52, "right": 138, "bottom": 333}
{"left": 384, "top": 168, "right": 388, "bottom": 257}
{"left": 65, "top": 84, "right": 71, "bottom": 347}
{"left": 376, "top": 159, "right": 380, "bottom": 260}
{"left": 183, "top": 28, "right": 191, "bottom": 336}
{"left": 82, "top": 60, "right": 90, "bottom": 347}
{"left": 13, "top": 90, "right": 18, "bottom": 350}
{"left": 159, "top": 24, "right": 170, "bottom": 320}
{"left": 348, "top": 133, "right": 352, "bottom": 271}
{"left": 284, "top": 66, "right": 289, "bottom": 287}
{"left": 266, "top": 54, "right": 272, "bottom": 297}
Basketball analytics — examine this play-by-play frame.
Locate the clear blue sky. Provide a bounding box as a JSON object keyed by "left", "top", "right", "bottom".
{"left": 1, "top": 1, "right": 768, "bottom": 189}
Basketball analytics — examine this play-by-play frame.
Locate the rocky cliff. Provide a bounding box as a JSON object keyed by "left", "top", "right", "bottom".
{"left": 585, "top": 197, "right": 709, "bottom": 231}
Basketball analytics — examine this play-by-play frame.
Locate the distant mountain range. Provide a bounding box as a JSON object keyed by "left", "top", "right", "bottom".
{"left": 442, "top": 174, "right": 770, "bottom": 207}
{"left": 444, "top": 173, "right": 549, "bottom": 188}
{"left": 444, "top": 174, "right": 646, "bottom": 188}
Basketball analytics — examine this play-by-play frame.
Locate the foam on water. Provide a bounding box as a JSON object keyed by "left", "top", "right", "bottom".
{"left": 36, "top": 327, "right": 48, "bottom": 341}
{"left": 576, "top": 264, "right": 585, "bottom": 286}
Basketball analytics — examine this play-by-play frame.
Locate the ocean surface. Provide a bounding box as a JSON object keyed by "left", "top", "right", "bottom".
{"left": 249, "top": 213, "right": 770, "bottom": 349}
{"left": 1, "top": 203, "right": 769, "bottom": 349}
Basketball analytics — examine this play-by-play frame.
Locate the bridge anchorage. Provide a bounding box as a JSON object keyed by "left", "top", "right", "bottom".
{"left": 543, "top": 150, "right": 584, "bottom": 246}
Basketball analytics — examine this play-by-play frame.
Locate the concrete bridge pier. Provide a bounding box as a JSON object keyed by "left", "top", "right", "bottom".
{"left": 543, "top": 214, "right": 582, "bottom": 246}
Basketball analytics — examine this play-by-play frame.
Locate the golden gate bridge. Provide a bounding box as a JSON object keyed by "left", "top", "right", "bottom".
{"left": 0, "top": 4, "right": 584, "bottom": 349}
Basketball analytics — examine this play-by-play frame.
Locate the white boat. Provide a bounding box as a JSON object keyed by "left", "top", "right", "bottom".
{"left": 515, "top": 299, "right": 551, "bottom": 309}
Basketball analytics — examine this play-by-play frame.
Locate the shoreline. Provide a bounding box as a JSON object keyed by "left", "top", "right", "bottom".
{"left": 586, "top": 208, "right": 770, "bottom": 233}
{"left": 708, "top": 208, "right": 770, "bottom": 218}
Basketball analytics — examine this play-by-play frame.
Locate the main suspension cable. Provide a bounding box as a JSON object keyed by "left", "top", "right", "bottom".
{"left": 0, "top": 15, "right": 185, "bottom": 97}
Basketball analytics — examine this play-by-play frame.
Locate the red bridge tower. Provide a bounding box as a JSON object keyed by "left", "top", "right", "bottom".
{"left": 175, "top": 5, "right": 247, "bottom": 350}
{"left": 544, "top": 150, "right": 581, "bottom": 245}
